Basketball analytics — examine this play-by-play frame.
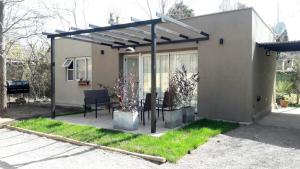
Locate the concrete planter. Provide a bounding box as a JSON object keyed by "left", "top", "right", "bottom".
{"left": 164, "top": 109, "right": 182, "bottom": 128}
{"left": 182, "top": 106, "right": 195, "bottom": 123}
{"left": 113, "top": 110, "right": 138, "bottom": 131}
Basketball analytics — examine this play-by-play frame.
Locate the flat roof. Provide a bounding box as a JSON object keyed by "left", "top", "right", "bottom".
{"left": 258, "top": 41, "right": 300, "bottom": 52}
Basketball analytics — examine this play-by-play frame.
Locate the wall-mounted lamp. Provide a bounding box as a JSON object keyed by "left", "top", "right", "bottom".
{"left": 125, "top": 47, "right": 135, "bottom": 53}
{"left": 266, "top": 50, "right": 270, "bottom": 56}
{"left": 219, "top": 38, "right": 224, "bottom": 45}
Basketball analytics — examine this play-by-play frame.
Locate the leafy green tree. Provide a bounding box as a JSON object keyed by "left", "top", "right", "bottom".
{"left": 167, "top": 1, "right": 194, "bottom": 19}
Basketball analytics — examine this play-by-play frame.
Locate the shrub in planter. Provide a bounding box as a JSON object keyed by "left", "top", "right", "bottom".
{"left": 280, "top": 99, "right": 289, "bottom": 108}
{"left": 113, "top": 73, "right": 139, "bottom": 131}
{"left": 276, "top": 81, "right": 293, "bottom": 108}
{"left": 172, "top": 65, "right": 199, "bottom": 123}
{"left": 164, "top": 76, "right": 183, "bottom": 129}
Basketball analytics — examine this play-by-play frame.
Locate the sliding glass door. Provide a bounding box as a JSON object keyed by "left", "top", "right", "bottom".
{"left": 142, "top": 53, "right": 170, "bottom": 98}
{"left": 141, "top": 51, "right": 198, "bottom": 103}
{"left": 124, "top": 51, "right": 198, "bottom": 106}
{"left": 169, "top": 51, "right": 198, "bottom": 106}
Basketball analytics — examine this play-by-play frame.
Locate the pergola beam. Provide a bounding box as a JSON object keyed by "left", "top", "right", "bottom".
{"left": 156, "top": 12, "right": 209, "bottom": 38}
{"left": 55, "top": 30, "right": 121, "bottom": 46}
{"left": 47, "top": 18, "right": 162, "bottom": 38}
{"left": 110, "top": 21, "right": 172, "bottom": 42}
{"left": 71, "top": 27, "right": 140, "bottom": 45}
{"left": 42, "top": 32, "right": 113, "bottom": 47}
{"left": 131, "top": 17, "right": 189, "bottom": 39}
{"left": 112, "top": 36, "right": 208, "bottom": 49}
{"left": 89, "top": 24, "right": 152, "bottom": 43}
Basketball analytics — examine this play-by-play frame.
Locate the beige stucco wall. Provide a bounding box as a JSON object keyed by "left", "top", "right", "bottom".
{"left": 91, "top": 43, "right": 119, "bottom": 89}
{"left": 195, "top": 9, "right": 254, "bottom": 123}
{"left": 55, "top": 38, "right": 119, "bottom": 107}
{"left": 251, "top": 10, "right": 276, "bottom": 121}
{"left": 55, "top": 38, "right": 92, "bottom": 107}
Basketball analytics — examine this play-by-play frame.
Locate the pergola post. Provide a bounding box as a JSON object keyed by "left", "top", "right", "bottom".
{"left": 50, "top": 37, "right": 56, "bottom": 118}
{"left": 150, "top": 23, "right": 157, "bottom": 133}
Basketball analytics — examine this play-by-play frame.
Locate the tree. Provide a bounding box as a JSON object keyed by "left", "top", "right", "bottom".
{"left": 167, "top": 1, "right": 194, "bottom": 19}
{"left": 219, "top": 0, "right": 247, "bottom": 11}
{"left": 0, "top": 0, "right": 53, "bottom": 111}
{"left": 0, "top": 1, "right": 6, "bottom": 113}
{"left": 50, "top": 0, "right": 89, "bottom": 30}
{"left": 138, "top": 0, "right": 182, "bottom": 19}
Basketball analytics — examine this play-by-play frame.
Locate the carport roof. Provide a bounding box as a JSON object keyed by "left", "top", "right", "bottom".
{"left": 258, "top": 40, "right": 300, "bottom": 52}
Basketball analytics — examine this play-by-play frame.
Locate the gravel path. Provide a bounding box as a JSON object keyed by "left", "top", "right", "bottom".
{"left": 162, "top": 124, "right": 300, "bottom": 169}
{"left": 1, "top": 124, "right": 300, "bottom": 169}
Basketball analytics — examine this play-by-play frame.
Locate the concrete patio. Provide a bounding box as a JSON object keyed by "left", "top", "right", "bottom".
{"left": 56, "top": 110, "right": 187, "bottom": 137}
{"left": 258, "top": 107, "right": 300, "bottom": 130}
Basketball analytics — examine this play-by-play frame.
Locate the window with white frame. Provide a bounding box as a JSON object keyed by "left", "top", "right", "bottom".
{"left": 75, "top": 57, "right": 92, "bottom": 81}
{"left": 63, "top": 58, "right": 74, "bottom": 81}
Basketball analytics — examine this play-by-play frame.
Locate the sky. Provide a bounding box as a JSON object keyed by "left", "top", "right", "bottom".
{"left": 44, "top": 0, "right": 300, "bottom": 40}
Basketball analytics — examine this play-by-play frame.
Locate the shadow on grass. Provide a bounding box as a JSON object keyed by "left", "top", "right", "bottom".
{"left": 74, "top": 128, "right": 142, "bottom": 147}
{"left": 101, "top": 134, "right": 141, "bottom": 147}
{"left": 45, "top": 121, "right": 63, "bottom": 128}
{"left": 179, "top": 119, "right": 239, "bottom": 133}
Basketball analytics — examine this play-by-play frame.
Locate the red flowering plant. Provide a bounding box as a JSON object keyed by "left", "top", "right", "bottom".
{"left": 113, "top": 73, "right": 138, "bottom": 112}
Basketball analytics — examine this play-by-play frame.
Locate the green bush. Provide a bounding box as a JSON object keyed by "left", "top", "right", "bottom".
{"left": 276, "top": 80, "right": 294, "bottom": 98}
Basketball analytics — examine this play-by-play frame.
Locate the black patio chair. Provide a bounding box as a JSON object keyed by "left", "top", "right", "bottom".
{"left": 156, "top": 91, "right": 173, "bottom": 121}
{"left": 138, "top": 93, "right": 158, "bottom": 126}
{"left": 83, "top": 89, "right": 113, "bottom": 118}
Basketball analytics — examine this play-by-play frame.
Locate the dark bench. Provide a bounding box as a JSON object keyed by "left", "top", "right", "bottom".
{"left": 83, "top": 89, "right": 113, "bottom": 118}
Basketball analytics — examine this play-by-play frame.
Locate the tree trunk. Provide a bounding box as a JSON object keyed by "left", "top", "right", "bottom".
{"left": 0, "top": 1, "right": 7, "bottom": 113}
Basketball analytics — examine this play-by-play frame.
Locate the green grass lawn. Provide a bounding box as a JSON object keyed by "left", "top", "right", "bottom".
{"left": 13, "top": 118, "right": 238, "bottom": 162}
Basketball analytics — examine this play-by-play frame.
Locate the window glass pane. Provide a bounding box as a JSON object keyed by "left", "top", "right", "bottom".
{"left": 141, "top": 52, "right": 197, "bottom": 106}
{"left": 143, "top": 55, "right": 151, "bottom": 96}
{"left": 63, "top": 59, "right": 73, "bottom": 67}
{"left": 87, "top": 58, "right": 92, "bottom": 81}
{"left": 67, "top": 70, "right": 74, "bottom": 80}
{"left": 68, "top": 61, "right": 73, "bottom": 69}
{"left": 76, "top": 59, "right": 86, "bottom": 80}
{"left": 157, "top": 54, "right": 169, "bottom": 98}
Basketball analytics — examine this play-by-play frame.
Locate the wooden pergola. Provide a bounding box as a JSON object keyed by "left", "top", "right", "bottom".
{"left": 43, "top": 13, "right": 209, "bottom": 133}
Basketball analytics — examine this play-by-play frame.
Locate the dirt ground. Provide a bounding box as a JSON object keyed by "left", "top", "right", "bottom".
{"left": 0, "top": 104, "right": 82, "bottom": 120}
